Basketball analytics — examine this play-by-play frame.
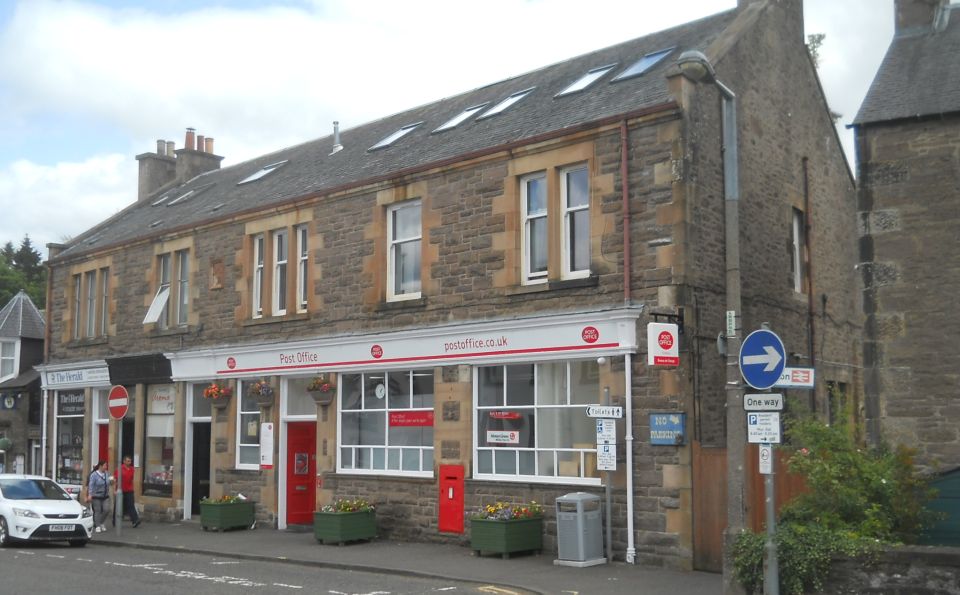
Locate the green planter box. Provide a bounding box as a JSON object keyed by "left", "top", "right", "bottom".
{"left": 200, "top": 501, "right": 256, "bottom": 532}
{"left": 470, "top": 517, "right": 543, "bottom": 558}
{"left": 314, "top": 510, "right": 376, "bottom": 545}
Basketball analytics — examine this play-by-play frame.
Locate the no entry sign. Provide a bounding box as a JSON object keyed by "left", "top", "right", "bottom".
{"left": 108, "top": 385, "right": 129, "bottom": 420}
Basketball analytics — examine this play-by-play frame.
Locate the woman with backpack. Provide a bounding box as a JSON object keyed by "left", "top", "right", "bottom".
{"left": 87, "top": 460, "right": 111, "bottom": 533}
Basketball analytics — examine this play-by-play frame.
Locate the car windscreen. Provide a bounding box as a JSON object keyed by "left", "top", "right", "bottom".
{"left": 0, "top": 478, "right": 72, "bottom": 501}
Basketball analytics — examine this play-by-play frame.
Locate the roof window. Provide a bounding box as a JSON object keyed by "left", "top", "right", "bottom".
{"left": 167, "top": 183, "right": 214, "bottom": 206}
{"left": 238, "top": 160, "right": 288, "bottom": 185}
{"left": 433, "top": 103, "right": 489, "bottom": 133}
{"left": 369, "top": 122, "right": 422, "bottom": 151}
{"left": 612, "top": 47, "right": 675, "bottom": 82}
{"left": 478, "top": 88, "right": 535, "bottom": 119}
{"left": 555, "top": 64, "right": 617, "bottom": 97}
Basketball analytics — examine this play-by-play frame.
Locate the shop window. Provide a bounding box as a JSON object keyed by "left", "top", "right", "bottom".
{"left": 386, "top": 201, "right": 421, "bottom": 301}
{"left": 143, "top": 384, "right": 175, "bottom": 497}
{"left": 519, "top": 164, "right": 591, "bottom": 285}
{"left": 338, "top": 370, "right": 434, "bottom": 476}
{"left": 55, "top": 391, "right": 86, "bottom": 492}
{"left": 237, "top": 381, "right": 262, "bottom": 469}
{"left": 475, "top": 360, "right": 601, "bottom": 484}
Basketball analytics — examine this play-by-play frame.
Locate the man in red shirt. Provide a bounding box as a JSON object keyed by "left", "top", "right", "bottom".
{"left": 114, "top": 456, "right": 141, "bottom": 527}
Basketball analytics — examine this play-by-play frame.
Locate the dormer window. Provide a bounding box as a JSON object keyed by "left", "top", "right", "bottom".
{"left": 612, "top": 47, "right": 674, "bottom": 82}
{"left": 0, "top": 341, "right": 15, "bottom": 379}
{"left": 478, "top": 88, "right": 535, "bottom": 119}
{"left": 238, "top": 160, "right": 288, "bottom": 185}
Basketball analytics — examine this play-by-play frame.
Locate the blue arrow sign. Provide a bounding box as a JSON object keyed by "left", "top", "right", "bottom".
{"left": 739, "top": 329, "right": 786, "bottom": 390}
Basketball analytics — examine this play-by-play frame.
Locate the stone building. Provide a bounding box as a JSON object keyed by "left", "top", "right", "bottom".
{"left": 0, "top": 290, "right": 45, "bottom": 475}
{"left": 40, "top": 0, "right": 859, "bottom": 571}
{"left": 854, "top": 0, "right": 960, "bottom": 472}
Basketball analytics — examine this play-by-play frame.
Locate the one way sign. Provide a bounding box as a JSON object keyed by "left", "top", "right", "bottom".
{"left": 739, "top": 329, "right": 786, "bottom": 390}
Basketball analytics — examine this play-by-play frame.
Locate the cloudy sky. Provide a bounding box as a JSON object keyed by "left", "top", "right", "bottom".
{"left": 0, "top": 0, "right": 894, "bottom": 254}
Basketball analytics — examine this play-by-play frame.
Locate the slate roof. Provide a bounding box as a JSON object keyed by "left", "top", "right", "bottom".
{"left": 54, "top": 8, "right": 737, "bottom": 261}
{"left": 854, "top": 4, "right": 960, "bottom": 125}
{"left": 0, "top": 368, "right": 40, "bottom": 390}
{"left": 0, "top": 290, "right": 45, "bottom": 340}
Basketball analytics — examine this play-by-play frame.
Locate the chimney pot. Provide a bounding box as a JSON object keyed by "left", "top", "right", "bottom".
{"left": 197, "top": 134, "right": 205, "bottom": 153}
{"left": 166, "top": 141, "right": 175, "bottom": 156}
{"left": 185, "top": 127, "right": 196, "bottom": 151}
{"left": 156, "top": 139, "right": 165, "bottom": 155}
{"left": 331, "top": 121, "right": 343, "bottom": 155}
{"left": 205, "top": 137, "right": 214, "bottom": 153}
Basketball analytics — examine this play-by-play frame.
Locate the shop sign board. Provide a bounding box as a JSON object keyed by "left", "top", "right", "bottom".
{"left": 747, "top": 412, "right": 781, "bottom": 444}
{"left": 647, "top": 322, "right": 679, "bottom": 366}
{"left": 45, "top": 367, "right": 110, "bottom": 388}
{"left": 57, "top": 391, "right": 86, "bottom": 416}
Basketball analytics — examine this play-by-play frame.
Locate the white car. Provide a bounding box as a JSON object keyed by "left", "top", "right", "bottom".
{"left": 0, "top": 474, "right": 94, "bottom": 547}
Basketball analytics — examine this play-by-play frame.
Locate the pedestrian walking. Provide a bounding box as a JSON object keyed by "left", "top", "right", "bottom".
{"left": 113, "top": 456, "right": 141, "bottom": 527}
{"left": 87, "top": 460, "right": 112, "bottom": 533}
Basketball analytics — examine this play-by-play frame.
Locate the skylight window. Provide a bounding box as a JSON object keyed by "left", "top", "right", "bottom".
{"left": 238, "top": 160, "right": 288, "bottom": 185}
{"left": 433, "top": 103, "right": 489, "bottom": 133}
{"left": 477, "top": 88, "right": 535, "bottom": 119}
{"left": 149, "top": 220, "right": 163, "bottom": 228}
{"left": 167, "top": 183, "right": 213, "bottom": 206}
{"left": 151, "top": 192, "right": 173, "bottom": 207}
{"left": 612, "top": 47, "right": 675, "bottom": 82}
{"left": 369, "top": 122, "right": 422, "bottom": 151}
{"left": 555, "top": 64, "right": 617, "bottom": 97}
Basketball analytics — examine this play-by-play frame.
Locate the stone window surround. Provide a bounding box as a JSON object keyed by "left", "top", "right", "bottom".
{"left": 67, "top": 255, "right": 113, "bottom": 343}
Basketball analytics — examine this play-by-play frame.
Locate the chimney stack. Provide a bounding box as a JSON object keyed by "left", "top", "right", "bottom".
{"left": 136, "top": 128, "right": 222, "bottom": 201}
{"left": 174, "top": 127, "right": 223, "bottom": 182}
{"left": 136, "top": 138, "right": 177, "bottom": 201}
{"left": 895, "top": 0, "right": 950, "bottom": 34}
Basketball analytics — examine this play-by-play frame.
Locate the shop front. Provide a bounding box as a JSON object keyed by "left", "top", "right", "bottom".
{"left": 168, "top": 307, "right": 640, "bottom": 537}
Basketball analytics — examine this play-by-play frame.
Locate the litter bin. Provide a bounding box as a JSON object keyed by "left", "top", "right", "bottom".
{"left": 554, "top": 492, "right": 605, "bottom": 567}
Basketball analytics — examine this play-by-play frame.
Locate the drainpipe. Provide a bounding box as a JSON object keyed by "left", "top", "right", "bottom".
{"left": 619, "top": 119, "right": 637, "bottom": 564}
{"left": 42, "top": 256, "right": 54, "bottom": 478}
{"left": 621, "top": 120, "right": 632, "bottom": 305}
{"left": 802, "top": 157, "right": 816, "bottom": 411}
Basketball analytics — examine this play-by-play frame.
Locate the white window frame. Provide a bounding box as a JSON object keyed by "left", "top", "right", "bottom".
{"left": 273, "top": 229, "right": 288, "bottom": 316}
{"left": 72, "top": 274, "right": 82, "bottom": 339}
{"left": 158, "top": 253, "right": 172, "bottom": 329}
{"left": 561, "top": 165, "right": 590, "bottom": 279}
{"left": 253, "top": 234, "right": 265, "bottom": 318}
{"left": 386, "top": 201, "right": 422, "bottom": 301}
{"left": 0, "top": 340, "right": 16, "bottom": 380}
{"left": 473, "top": 361, "right": 602, "bottom": 486}
{"left": 337, "top": 370, "right": 434, "bottom": 478}
{"left": 99, "top": 268, "right": 109, "bottom": 336}
{"left": 176, "top": 250, "right": 189, "bottom": 326}
{"left": 791, "top": 208, "right": 804, "bottom": 293}
{"left": 521, "top": 173, "right": 548, "bottom": 285}
{"left": 236, "top": 381, "right": 262, "bottom": 470}
{"left": 84, "top": 270, "right": 97, "bottom": 337}
{"left": 296, "top": 225, "right": 308, "bottom": 313}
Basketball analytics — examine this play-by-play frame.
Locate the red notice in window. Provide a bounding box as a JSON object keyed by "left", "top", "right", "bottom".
{"left": 389, "top": 411, "right": 435, "bottom": 427}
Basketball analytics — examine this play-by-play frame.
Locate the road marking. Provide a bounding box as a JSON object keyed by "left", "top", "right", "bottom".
{"left": 272, "top": 584, "right": 303, "bottom": 590}
{"left": 210, "top": 560, "right": 241, "bottom": 565}
{"left": 479, "top": 588, "right": 525, "bottom": 595}
{"left": 45, "top": 554, "right": 65, "bottom": 559}
{"left": 15, "top": 551, "right": 35, "bottom": 555}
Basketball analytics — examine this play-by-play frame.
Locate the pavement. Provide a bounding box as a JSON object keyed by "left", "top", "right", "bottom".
{"left": 90, "top": 519, "right": 722, "bottom": 594}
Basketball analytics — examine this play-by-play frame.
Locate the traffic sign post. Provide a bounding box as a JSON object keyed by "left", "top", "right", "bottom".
{"left": 108, "top": 385, "right": 128, "bottom": 537}
{"left": 739, "top": 329, "right": 786, "bottom": 390}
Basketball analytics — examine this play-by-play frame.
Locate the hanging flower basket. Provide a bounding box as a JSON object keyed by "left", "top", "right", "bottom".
{"left": 248, "top": 379, "right": 275, "bottom": 407}
{"left": 204, "top": 383, "right": 233, "bottom": 409}
{"left": 307, "top": 374, "right": 337, "bottom": 406}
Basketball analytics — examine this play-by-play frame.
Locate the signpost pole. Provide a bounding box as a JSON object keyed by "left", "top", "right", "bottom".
{"left": 763, "top": 446, "right": 778, "bottom": 595}
{"left": 603, "top": 387, "right": 612, "bottom": 564}
{"left": 115, "top": 421, "right": 122, "bottom": 537}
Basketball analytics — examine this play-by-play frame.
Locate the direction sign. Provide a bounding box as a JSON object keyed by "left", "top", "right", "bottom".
{"left": 586, "top": 405, "right": 623, "bottom": 419}
{"left": 739, "top": 329, "right": 786, "bottom": 390}
{"left": 774, "top": 367, "right": 815, "bottom": 389}
{"left": 743, "top": 393, "right": 784, "bottom": 411}
{"left": 747, "top": 412, "right": 781, "bottom": 444}
{"left": 108, "top": 385, "right": 129, "bottom": 420}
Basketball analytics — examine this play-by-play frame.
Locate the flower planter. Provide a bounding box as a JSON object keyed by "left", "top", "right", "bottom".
{"left": 200, "top": 501, "right": 255, "bottom": 532}
{"left": 314, "top": 510, "right": 376, "bottom": 545}
{"left": 470, "top": 517, "right": 543, "bottom": 558}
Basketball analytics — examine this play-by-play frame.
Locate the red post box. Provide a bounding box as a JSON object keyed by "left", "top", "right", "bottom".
{"left": 438, "top": 464, "right": 464, "bottom": 534}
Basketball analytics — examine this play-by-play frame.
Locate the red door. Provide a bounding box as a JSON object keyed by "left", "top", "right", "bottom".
{"left": 286, "top": 422, "right": 317, "bottom": 525}
{"left": 98, "top": 424, "right": 109, "bottom": 463}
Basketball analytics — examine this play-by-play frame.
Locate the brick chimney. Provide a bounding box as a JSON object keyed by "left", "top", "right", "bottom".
{"left": 895, "top": 0, "right": 950, "bottom": 34}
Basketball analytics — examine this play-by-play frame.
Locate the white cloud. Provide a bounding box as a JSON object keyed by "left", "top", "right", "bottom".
{"left": 0, "top": 155, "right": 134, "bottom": 253}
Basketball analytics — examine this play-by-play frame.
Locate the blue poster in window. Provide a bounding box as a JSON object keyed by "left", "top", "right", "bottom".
{"left": 650, "top": 413, "right": 686, "bottom": 445}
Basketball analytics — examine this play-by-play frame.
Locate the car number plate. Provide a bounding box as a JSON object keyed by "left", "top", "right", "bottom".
{"left": 49, "top": 524, "right": 74, "bottom": 532}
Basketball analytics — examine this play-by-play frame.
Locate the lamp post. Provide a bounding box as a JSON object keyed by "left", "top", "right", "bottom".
{"left": 677, "top": 50, "right": 748, "bottom": 594}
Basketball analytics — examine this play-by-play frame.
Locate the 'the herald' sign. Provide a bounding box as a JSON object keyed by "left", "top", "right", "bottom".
{"left": 647, "top": 322, "right": 679, "bottom": 367}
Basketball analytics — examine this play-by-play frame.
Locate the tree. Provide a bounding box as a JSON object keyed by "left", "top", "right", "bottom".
{"left": 0, "top": 236, "right": 46, "bottom": 309}
{"left": 15, "top": 235, "right": 43, "bottom": 285}
{"left": 0, "top": 253, "right": 27, "bottom": 307}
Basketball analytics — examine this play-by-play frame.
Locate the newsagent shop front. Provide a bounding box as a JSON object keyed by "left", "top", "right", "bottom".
{"left": 166, "top": 308, "right": 641, "bottom": 550}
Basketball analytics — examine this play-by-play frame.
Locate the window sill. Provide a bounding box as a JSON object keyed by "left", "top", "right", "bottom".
{"left": 69, "top": 336, "right": 109, "bottom": 348}
{"left": 376, "top": 296, "right": 427, "bottom": 312}
{"left": 506, "top": 275, "right": 598, "bottom": 296}
{"left": 242, "top": 312, "right": 311, "bottom": 328}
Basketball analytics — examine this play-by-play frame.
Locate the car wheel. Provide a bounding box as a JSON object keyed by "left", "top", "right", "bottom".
{"left": 0, "top": 517, "right": 9, "bottom": 547}
{"left": 69, "top": 539, "right": 88, "bottom": 547}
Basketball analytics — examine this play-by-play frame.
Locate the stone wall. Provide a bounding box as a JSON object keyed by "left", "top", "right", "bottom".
{"left": 822, "top": 546, "right": 960, "bottom": 594}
